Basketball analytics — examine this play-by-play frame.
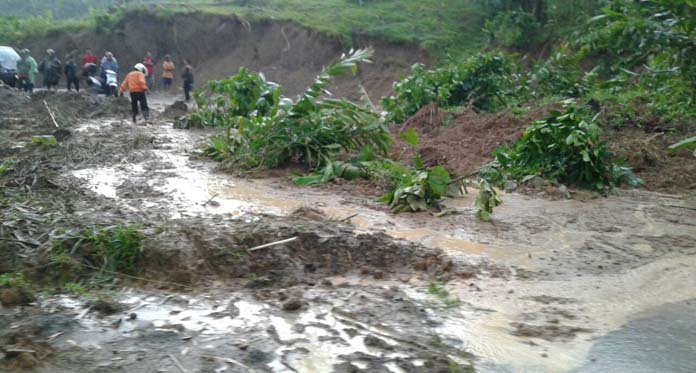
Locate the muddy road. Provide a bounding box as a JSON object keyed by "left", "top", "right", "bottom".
{"left": 1, "top": 90, "right": 695, "bottom": 372}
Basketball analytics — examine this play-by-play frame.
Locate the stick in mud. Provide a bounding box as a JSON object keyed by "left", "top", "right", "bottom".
{"left": 247, "top": 236, "right": 298, "bottom": 252}
{"left": 168, "top": 353, "right": 188, "bottom": 373}
{"left": 200, "top": 355, "right": 250, "bottom": 369}
{"left": 43, "top": 100, "right": 60, "bottom": 128}
{"left": 202, "top": 193, "right": 219, "bottom": 206}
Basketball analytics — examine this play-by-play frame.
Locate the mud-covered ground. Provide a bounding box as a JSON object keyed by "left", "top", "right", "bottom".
{"left": 1, "top": 88, "right": 695, "bottom": 372}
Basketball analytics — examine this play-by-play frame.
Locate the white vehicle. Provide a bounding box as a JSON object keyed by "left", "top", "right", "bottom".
{"left": 87, "top": 68, "right": 119, "bottom": 96}
{"left": 104, "top": 69, "right": 119, "bottom": 97}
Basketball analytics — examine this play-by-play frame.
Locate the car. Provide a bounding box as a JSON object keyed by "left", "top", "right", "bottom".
{"left": 0, "top": 46, "right": 21, "bottom": 87}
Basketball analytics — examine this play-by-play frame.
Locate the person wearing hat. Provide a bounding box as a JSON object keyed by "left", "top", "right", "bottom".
{"left": 38, "top": 49, "right": 61, "bottom": 90}
{"left": 119, "top": 63, "right": 150, "bottom": 123}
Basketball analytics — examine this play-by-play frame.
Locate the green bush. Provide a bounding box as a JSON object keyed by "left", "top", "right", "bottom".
{"left": 185, "top": 67, "right": 281, "bottom": 129}
{"left": 382, "top": 52, "right": 518, "bottom": 123}
{"left": 485, "top": 101, "right": 626, "bottom": 192}
{"left": 528, "top": 48, "right": 596, "bottom": 98}
{"left": 191, "top": 49, "right": 391, "bottom": 169}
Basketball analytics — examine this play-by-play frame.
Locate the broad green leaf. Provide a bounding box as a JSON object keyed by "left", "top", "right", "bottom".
{"left": 400, "top": 128, "right": 419, "bottom": 146}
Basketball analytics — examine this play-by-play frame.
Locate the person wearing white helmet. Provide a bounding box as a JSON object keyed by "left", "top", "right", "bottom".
{"left": 119, "top": 63, "right": 150, "bottom": 123}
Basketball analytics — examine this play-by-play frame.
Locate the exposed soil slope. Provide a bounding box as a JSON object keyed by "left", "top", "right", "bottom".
{"left": 391, "top": 103, "right": 696, "bottom": 193}
{"left": 23, "top": 11, "right": 429, "bottom": 99}
{"left": 390, "top": 104, "right": 547, "bottom": 175}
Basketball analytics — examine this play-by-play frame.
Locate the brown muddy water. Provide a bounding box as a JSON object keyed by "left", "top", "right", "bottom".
{"left": 5, "top": 96, "right": 695, "bottom": 372}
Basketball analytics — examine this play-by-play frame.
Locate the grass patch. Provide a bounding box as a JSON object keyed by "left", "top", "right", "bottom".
{"left": 63, "top": 282, "right": 87, "bottom": 295}
{"left": 50, "top": 224, "right": 145, "bottom": 276}
{"left": 428, "top": 281, "right": 462, "bottom": 308}
{"left": 187, "top": 0, "right": 488, "bottom": 59}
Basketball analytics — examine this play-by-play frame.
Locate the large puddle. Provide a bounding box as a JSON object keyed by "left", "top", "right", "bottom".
{"left": 66, "top": 118, "right": 696, "bottom": 372}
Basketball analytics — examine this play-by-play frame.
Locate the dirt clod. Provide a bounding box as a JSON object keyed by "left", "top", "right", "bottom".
{"left": 510, "top": 322, "right": 591, "bottom": 342}
{"left": 88, "top": 297, "right": 124, "bottom": 316}
{"left": 0, "top": 287, "right": 35, "bottom": 307}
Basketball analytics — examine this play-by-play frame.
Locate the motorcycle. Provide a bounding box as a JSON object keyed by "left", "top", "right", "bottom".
{"left": 84, "top": 63, "right": 118, "bottom": 97}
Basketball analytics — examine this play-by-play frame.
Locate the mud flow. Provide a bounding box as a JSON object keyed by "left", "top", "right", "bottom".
{"left": 1, "top": 89, "right": 695, "bottom": 372}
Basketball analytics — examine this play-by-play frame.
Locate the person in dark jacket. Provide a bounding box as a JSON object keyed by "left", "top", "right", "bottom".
{"left": 39, "top": 49, "right": 62, "bottom": 90}
{"left": 64, "top": 56, "right": 80, "bottom": 92}
{"left": 182, "top": 59, "right": 194, "bottom": 101}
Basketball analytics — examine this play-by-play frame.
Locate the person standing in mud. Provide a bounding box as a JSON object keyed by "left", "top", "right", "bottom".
{"left": 119, "top": 63, "right": 150, "bottom": 123}
{"left": 21, "top": 50, "right": 38, "bottom": 93}
{"left": 64, "top": 55, "right": 80, "bottom": 92}
{"left": 143, "top": 51, "right": 155, "bottom": 89}
{"left": 182, "top": 59, "right": 194, "bottom": 102}
{"left": 38, "top": 49, "right": 61, "bottom": 90}
{"left": 16, "top": 50, "right": 29, "bottom": 91}
{"left": 161, "top": 55, "right": 175, "bottom": 92}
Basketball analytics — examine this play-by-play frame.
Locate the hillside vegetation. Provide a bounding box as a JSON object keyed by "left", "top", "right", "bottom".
{"left": 1, "top": 0, "right": 604, "bottom": 60}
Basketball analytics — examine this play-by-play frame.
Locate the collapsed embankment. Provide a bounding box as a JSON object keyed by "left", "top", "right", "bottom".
{"left": 390, "top": 103, "right": 696, "bottom": 194}
{"left": 22, "top": 11, "right": 429, "bottom": 99}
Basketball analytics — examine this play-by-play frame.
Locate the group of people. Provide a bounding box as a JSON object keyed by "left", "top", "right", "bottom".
{"left": 15, "top": 48, "right": 195, "bottom": 123}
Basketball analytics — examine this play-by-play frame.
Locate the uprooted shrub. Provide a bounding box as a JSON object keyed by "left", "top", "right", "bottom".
{"left": 293, "top": 130, "right": 462, "bottom": 213}
{"left": 181, "top": 49, "right": 391, "bottom": 170}
{"left": 481, "top": 100, "right": 640, "bottom": 192}
{"left": 381, "top": 51, "right": 518, "bottom": 123}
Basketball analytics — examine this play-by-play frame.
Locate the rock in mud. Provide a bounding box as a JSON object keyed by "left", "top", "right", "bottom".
{"left": 245, "top": 348, "right": 273, "bottom": 364}
{"left": 363, "top": 335, "right": 393, "bottom": 350}
{"left": 164, "top": 101, "right": 189, "bottom": 120}
{"left": 281, "top": 298, "right": 304, "bottom": 312}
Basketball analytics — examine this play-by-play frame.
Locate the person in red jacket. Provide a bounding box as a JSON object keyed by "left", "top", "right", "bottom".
{"left": 119, "top": 63, "right": 149, "bottom": 123}
{"left": 81, "top": 48, "right": 97, "bottom": 76}
{"left": 143, "top": 51, "right": 155, "bottom": 89}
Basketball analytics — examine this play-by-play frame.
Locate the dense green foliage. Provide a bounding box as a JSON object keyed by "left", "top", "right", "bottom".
{"left": 190, "top": 49, "right": 391, "bottom": 169}
{"left": 576, "top": 0, "right": 696, "bottom": 126}
{"left": 382, "top": 52, "right": 518, "bottom": 123}
{"left": 480, "top": 0, "right": 607, "bottom": 48}
{"left": 481, "top": 102, "right": 636, "bottom": 192}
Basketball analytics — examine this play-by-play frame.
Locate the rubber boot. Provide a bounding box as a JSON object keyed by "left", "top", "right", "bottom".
{"left": 132, "top": 113, "right": 137, "bottom": 124}
{"left": 143, "top": 109, "right": 150, "bottom": 121}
